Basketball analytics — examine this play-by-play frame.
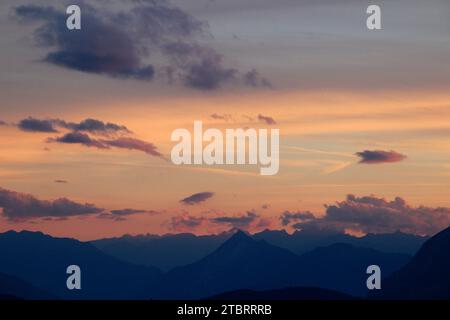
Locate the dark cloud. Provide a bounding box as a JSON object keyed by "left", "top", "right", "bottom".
{"left": 169, "top": 214, "right": 205, "bottom": 230}
{"left": 211, "top": 211, "right": 259, "bottom": 228}
{"left": 103, "top": 137, "right": 162, "bottom": 157}
{"left": 48, "top": 133, "right": 163, "bottom": 158}
{"left": 54, "top": 180, "right": 68, "bottom": 184}
{"left": 257, "top": 114, "right": 277, "bottom": 125}
{"left": 356, "top": 150, "right": 407, "bottom": 164}
{"left": 244, "top": 69, "right": 272, "bottom": 88}
{"left": 180, "top": 192, "right": 215, "bottom": 205}
{"left": 18, "top": 117, "right": 130, "bottom": 136}
{"left": 15, "top": 2, "right": 271, "bottom": 91}
{"left": 61, "top": 118, "right": 131, "bottom": 136}
{"left": 280, "top": 210, "right": 315, "bottom": 226}
{"left": 18, "top": 117, "right": 58, "bottom": 133}
{"left": 163, "top": 41, "right": 238, "bottom": 90}
{"left": 0, "top": 120, "right": 7, "bottom": 126}
{"left": 185, "top": 57, "right": 237, "bottom": 90}
{"left": 48, "top": 132, "right": 108, "bottom": 149}
{"left": 290, "top": 194, "right": 450, "bottom": 236}
{"left": 15, "top": 4, "right": 155, "bottom": 80}
{"left": 0, "top": 187, "right": 103, "bottom": 220}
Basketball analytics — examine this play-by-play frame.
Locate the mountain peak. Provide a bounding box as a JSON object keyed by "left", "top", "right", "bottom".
{"left": 230, "top": 229, "right": 252, "bottom": 241}
{"left": 215, "top": 230, "right": 254, "bottom": 252}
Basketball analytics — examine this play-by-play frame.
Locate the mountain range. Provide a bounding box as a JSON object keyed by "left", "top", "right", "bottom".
{"left": 0, "top": 230, "right": 161, "bottom": 299}
{"left": 151, "top": 231, "right": 409, "bottom": 298}
{"left": 92, "top": 229, "right": 426, "bottom": 271}
{"left": 1, "top": 225, "right": 449, "bottom": 300}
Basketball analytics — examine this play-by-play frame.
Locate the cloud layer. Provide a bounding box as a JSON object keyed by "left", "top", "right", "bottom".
{"left": 287, "top": 194, "right": 450, "bottom": 235}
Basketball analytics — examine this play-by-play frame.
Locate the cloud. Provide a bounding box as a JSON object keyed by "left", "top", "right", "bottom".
{"left": 17, "top": 117, "right": 130, "bottom": 136}
{"left": 0, "top": 120, "right": 7, "bottom": 126}
{"left": 289, "top": 194, "right": 450, "bottom": 236}
{"left": 167, "top": 209, "right": 270, "bottom": 232}
{"left": 15, "top": 4, "right": 155, "bottom": 81}
{"left": 163, "top": 41, "right": 238, "bottom": 90}
{"left": 48, "top": 132, "right": 108, "bottom": 149}
{"left": 356, "top": 150, "right": 407, "bottom": 164}
{"left": 280, "top": 210, "right": 315, "bottom": 226}
{"left": 210, "top": 113, "right": 233, "bottom": 121}
{"left": 169, "top": 213, "right": 205, "bottom": 231}
{"left": 180, "top": 192, "right": 215, "bottom": 205}
{"left": 97, "top": 212, "right": 127, "bottom": 222}
{"left": 14, "top": 2, "right": 271, "bottom": 91}
{"left": 54, "top": 180, "right": 68, "bottom": 184}
{"left": 48, "top": 133, "right": 163, "bottom": 157}
{"left": 103, "top": 137, "right": 162, "bottom": 157}
{"left": 16, "top": 116, "right": 162, "bottom": 157}
{"left": 97, "top": 208, "right": 161, "bottom": 222}
{"left": 211, "top": 211, "right": 259, "bottom": 228}
{"left": 244, "top": 69, "right": 272, "bottom": 88}
{"left": 61, "top": 118, "right": 131, "bottom": 136}
{"left": 17, "top": 117, "right": 132, "bottom": 136}
{"left": 110, "top": 208, "right": 160, "bottom": 216}
{"left": 18, "top": 117, "right": 58, "bottom": 133}
{"left": 0, "top": 187, "right": 103, "bottom": 220}
{"left": 257, "top": 114, "right": 277, "bottom": 125}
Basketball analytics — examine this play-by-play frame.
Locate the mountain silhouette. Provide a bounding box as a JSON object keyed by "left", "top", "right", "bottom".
{"left": 208, "top": 287, "right": 356, "bottom": 300}
{"left": 253, "top": 229, "right": 426, "bottom": 256}
{"left": 294, "top": 243, "right": 410, "bottom": 296}
{"left": 375, "top": 225, "right": 450, "bottom": 299}
{"left": 0, "top": 231, "right": 161, "bottom": 299}
{"left": 152, "top": 230, "right": 301, "bottom": 299}
{"left": 152, "top": 230, "right": 409, "bottom": 299}
{"left": 92, "top": 231, "right": 232, "bottom": 271}
{"left": 91, "top": 229, "right": 425, "bottom": 271}
{"left": 0, "top": 271, "right": 54, "bottom": 300}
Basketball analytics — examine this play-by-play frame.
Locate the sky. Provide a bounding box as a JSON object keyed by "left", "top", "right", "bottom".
{"left": 1, "top": 0, "right": 450, "bottom": 240}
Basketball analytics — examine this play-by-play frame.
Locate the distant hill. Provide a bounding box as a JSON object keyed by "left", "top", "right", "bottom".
{"left": 374, "top": 225, "right": 450, "bottom": 299}
{"left": 253, "top": 229, "right": 427, "bottom": 256}
{"left": 92, "top": 232, "right": 232, "bottom": 271}
{"left": 151, "top": 231, "right": 409, "bottom": 299}
{"left": 152, "top": 231, "right": 300, "bottom": 299}
{"left": 295, "top": 243, "right": 410, "bottom": 296}
{"left": 0, "top": 231, "right": 162, "bottom": 299}
{"left": 208, "top": 287, "right": 356, "bottom": 300}
{"left": 0, "top": 271, "right": 53, "bottom": 300}
{"left": 91, "top": 229, "right": 425, "bottom": 271}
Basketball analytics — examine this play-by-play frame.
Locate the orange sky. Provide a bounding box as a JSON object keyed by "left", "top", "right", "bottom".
{"left": 1, "top": 0, "right": 450, "bottom": 240}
